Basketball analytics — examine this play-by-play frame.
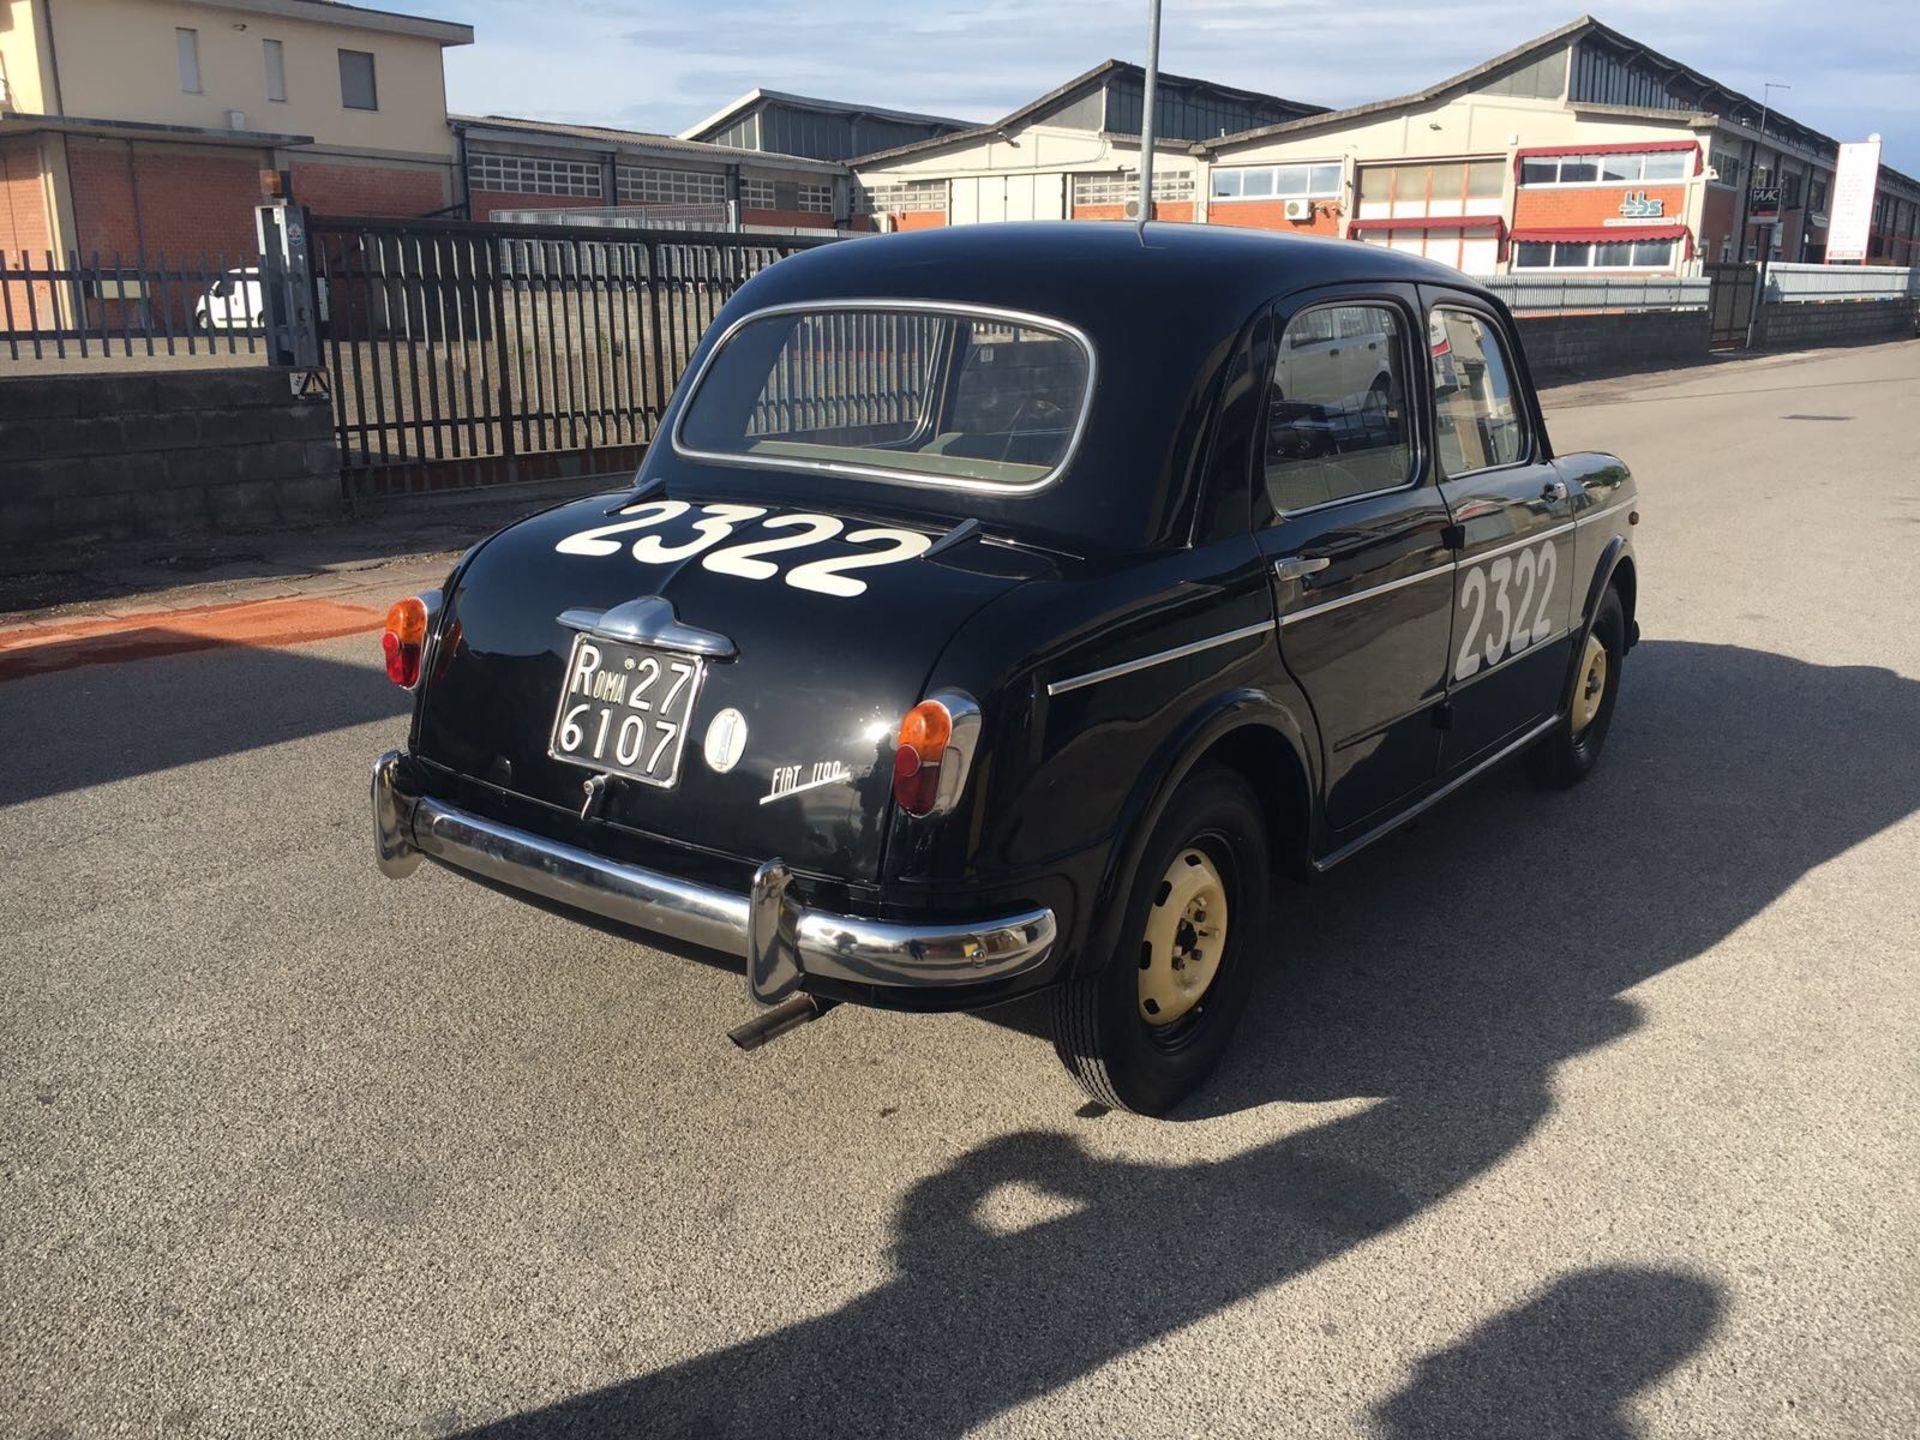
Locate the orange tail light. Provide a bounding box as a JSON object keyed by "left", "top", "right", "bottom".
{"left": 382, "top": 596, "right": 430, "bottom": 689}
{"left": 892, "top": 699, "right": 953, "bottom": 816}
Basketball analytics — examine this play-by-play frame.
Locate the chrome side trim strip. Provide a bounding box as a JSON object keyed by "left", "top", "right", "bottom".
{"left": 1313, "top": 715, "right": 1560, "bottom": 873}
{"left": 1280, "top": 561, "right": 1455, "bottom": 627}
{"left": 1469, "top": 519, "right": 1575, "bottom": 564}
{"left": 1575, "top": 497, "right": 1635, "bottom": 528}
{"left": 1045, "top": 620, "right": 1273, "bottom": 697}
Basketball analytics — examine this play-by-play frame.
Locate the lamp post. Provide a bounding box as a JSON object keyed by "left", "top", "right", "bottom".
{"left": 1137, "top": 0, "right": 1162, "bottom": 227}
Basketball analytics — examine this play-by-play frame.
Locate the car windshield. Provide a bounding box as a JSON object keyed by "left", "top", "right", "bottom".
{"left": 675, "top": 305, "right": 1093, "bottom": 490}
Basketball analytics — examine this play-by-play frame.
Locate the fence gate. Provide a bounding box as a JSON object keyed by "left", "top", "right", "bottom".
{"left": 307, "top": 216, "right": 833, "bottom": 495}
{"left": 1706, "top": 262, "right": 1758, "bottom": 349}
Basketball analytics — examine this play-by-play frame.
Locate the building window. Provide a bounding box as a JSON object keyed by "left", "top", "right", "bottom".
{"left": 1512, "top": 238, "right": 1677, "bottom": 269}
{"left": 1357, "top": 160, "right": 1504, "bottom": 214}
{"left": 1711, "top": 151, "right": 1743, "bottom": 190}
{"left": 619, "top": 166, "right": 727, "bottom": 205}
{"left": 1210, "top": 162, "right": 1341, "bottom": 201}
{"left": 1809, "top": 176, "right": 1829, "bottom": 213}
{"left": 1780, "top": 171, "right": 1803, "bottom": 208}
{"left": 740, "top": 178, "right": 777, "bottom": 209}
{"left": 1071, "top": 171, "right": 1195, "bottom": 206}
{"left": 854, "top": 180, "right": 946, "bottom": 214}
{"left": 263, "top": 39, "right": 287, "bottom": 103}
{"left": 1519, "top": 150, "right": 1691, "bottom": 185}
{"left": 798, "top": 183, "right": 833, "bottom": 214}
{"left": 176, "top": 28, "right": 202, "bottom": 94}
{"left": 339, "top": 50, "right": 378, "bottom": 111}
{"left": 468, "top": 154, "right": 603, "bottom": 198}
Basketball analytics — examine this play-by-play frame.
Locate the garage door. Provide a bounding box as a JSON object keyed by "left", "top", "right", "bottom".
{"left": 949, "top": 175, "right": 1067, "bottom": 225}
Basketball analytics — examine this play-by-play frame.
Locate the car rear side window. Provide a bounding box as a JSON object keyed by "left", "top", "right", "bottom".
{"left": 1263, "top": 302, "right": 1415, "bottom": 515}
{"left": 1429, "top": 308, "right": 1530, "bottom": 475}
{"left": 675, "top": 304, "right": 1093, "bottom": 491}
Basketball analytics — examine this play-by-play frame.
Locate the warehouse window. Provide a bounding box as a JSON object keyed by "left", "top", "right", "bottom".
{"left": 1357, "top": 160, "right": 1503, "bottom": 213}
{"left": 1710, "top": 151, "right": 1743, "bottom": 189}
{"left": 854, "top": 180, "right": 946, "bottom": 214}
{"left": 798, "top": 183, "right": 834, "bottom": 214}
{"left": 1072, "top": 171, "right": 1195, "bottom": 205}
{"left": 1211, "top": 163, "right": 1341, "bottom": 201}
{"left": 339, "top": 50, "right": 378, "bottom": 111}
{"left": 619, "top": 167, "right": 727, "bottom": 205}
{"left": 1520, "top": 150, "right": 1691, "bottom": 185}
{"left": 740, "top": 178, "right": 777, "bottom": 209}
{"left": 468, "top": 154, "right": 603, "bottom": 198}
{"left": 176, "top": 29, "right": 202, "bottom": 94}
{"left": 263, "top": 39, "right": 287, "bottom": 102}
{"left": 1512, "top": 238, "right": 1677, "bottom": 269}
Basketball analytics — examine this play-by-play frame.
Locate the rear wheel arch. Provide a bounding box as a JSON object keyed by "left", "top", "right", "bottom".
{"left": 1079, "top": 693, "right": 1314, "bottom": 977}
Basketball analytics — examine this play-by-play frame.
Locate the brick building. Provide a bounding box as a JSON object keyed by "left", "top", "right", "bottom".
{"left": 0, "top": 0, "right": 471, "bottom": 296}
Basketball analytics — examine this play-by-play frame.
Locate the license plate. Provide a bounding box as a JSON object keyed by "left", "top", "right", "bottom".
{"left": 548, "top": 635, "right": 705, "bottom": 789}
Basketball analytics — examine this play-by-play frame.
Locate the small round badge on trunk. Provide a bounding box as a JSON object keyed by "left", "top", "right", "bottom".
{"left": 704, "top": 708, "right": 747, "bottom": 773}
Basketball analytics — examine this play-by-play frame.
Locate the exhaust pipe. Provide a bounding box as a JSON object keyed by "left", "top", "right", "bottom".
{"left": 728, "top": 994, "right": 838, "bottom": 1051}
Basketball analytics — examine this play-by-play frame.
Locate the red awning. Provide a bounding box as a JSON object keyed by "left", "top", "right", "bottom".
{"left": 1347, "top": 215, "right": 1505, "bottom": 236}
{"left": 1513, "top": 139, "right": 1702, "bottom": 178}
{"left": 1510, "top": 224, "right": 1694, "bottom": 258}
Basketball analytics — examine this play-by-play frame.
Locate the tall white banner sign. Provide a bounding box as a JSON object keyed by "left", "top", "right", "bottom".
{"left": 1827, "top": 139, "right": 1882, "bottom": 263}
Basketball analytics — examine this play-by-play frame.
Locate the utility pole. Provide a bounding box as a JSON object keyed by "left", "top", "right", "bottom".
{"left": 1137, "top": 0, "right": 1162, "bottom": 227}
{"left": 1745, "top": 80, "right": 1790, "bottom": 347}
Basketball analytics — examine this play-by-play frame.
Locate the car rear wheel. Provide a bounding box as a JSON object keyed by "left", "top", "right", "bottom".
{"left": 1529, "top": 584, "right": 1626, "bottom": 788}
{"left": 1050, "top": 766, "right": 1270, "bottom": 1115}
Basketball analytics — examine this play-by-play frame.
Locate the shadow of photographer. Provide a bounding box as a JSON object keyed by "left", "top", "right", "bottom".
{"left": 456, "top": 639, "right": 1916, "bottom": 1437}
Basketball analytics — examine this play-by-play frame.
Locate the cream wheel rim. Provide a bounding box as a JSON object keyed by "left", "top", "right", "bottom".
{"left": 1572, "top": 633, "right": 1609, "bottom": 735}
{"left": 1138, "top": 847, "right": 1228, "bottom": 1026}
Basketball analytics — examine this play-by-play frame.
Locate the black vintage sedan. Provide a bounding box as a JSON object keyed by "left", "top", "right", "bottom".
{"left": 372, "top": 223, "right": 1638, "bottom": 1115}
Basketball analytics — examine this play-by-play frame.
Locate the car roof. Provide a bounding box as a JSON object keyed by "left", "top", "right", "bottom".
{"left": 675, "top": 224, "right": 1491, "bottom": 552}
{"left": 737, "top": 222, "right": 1479, "bottom": 328}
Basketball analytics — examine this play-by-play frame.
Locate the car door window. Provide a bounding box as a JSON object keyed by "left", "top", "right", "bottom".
{"left": 1429, "top": 307, "right": 1529, "bottom": 475}
{"left": 1264, "top": 302, "right": 1414, "bottom": 515}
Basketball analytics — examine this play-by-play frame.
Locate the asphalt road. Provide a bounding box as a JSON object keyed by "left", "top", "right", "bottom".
{"left": 4, "top": 341, "right": 1918, "bottom": 1438}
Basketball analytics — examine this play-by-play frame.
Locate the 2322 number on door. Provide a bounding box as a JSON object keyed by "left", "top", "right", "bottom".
{"left": 1454, "top": 539, "right": 1560, "bottom": 681}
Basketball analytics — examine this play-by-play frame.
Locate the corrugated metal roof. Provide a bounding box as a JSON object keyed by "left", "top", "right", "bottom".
{"left": 678, "top": 89, "right": 970, "bottom": 144}
{"left": 848, "top": 59, "right": 1324, "bottom": 167}
{"left": 451, "top": 114, "right": 845, "bottom": 174}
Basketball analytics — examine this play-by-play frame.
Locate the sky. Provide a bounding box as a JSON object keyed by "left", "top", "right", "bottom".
{"left": 434, "top": 1, "right": 1920, "bottom": 172}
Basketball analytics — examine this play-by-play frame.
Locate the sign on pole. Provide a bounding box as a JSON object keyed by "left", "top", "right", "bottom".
{"left": 1747, "top": 184, "right": 1782, "bottom": 221}
{"left": 1826, "top": 138, "right": 1881, "bottom": 263}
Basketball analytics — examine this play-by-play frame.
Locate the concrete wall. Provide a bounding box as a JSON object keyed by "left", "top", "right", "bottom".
{"left": 1752, "top": 298, "right": 1917, "bottom": 349}
{"left": 1515, "top": 309, "right": 1713, "bottom": 382}
{"left": 0, "top": 367, "right": 339, "bottom": 549}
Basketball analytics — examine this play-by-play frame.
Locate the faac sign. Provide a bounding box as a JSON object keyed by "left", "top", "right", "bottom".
{"left": 1747, "top": 184, "right": 1782, "bottom": 221}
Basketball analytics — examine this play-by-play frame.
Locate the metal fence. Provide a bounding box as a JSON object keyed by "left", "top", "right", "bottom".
{"left": 308, "top": 215, "right": 839, "bottom": 493}
{"left": 1764, "top": 263, "right": 1918, "bottom": 303}
{"left": 0, "top": 249, "right": 277, "bottom": 361}
{"left": 1483, "top": 274, "right": 1711, "bottom": 314}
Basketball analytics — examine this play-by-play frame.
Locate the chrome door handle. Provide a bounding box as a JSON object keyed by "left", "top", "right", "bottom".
{"left": 1272, "top": 555, "right": 1330, "bottom": 582}
{"left": 1541, "top": 480, "right": 1569, "bottom": 503}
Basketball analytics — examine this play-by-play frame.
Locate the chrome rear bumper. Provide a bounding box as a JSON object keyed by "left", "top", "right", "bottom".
{"left": 371, "top": 752, "right": 1056, "bottom": 1004}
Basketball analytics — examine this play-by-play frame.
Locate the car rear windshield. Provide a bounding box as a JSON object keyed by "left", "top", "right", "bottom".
{"left": 674, "top": 304, "right": 1093, "bottom": 490}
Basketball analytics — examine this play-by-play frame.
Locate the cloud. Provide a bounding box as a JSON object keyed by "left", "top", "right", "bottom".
{"left": 437, "top": 1, "right": 1919, "bottom": 169}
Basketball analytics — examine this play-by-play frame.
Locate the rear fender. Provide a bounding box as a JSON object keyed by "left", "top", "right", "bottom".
{"left": 1077, "top": 688, "right": 1317, "bottom": 978}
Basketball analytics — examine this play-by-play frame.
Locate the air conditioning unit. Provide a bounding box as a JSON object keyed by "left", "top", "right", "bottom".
{"left": 1124, "top": 197, "right": 1145, "bottom": 220}
{"left": 0, "top": 74, "right": 12, "bottom": 114}
{"left": 1284, "top": 197, "right": 1314, "bottom": 221}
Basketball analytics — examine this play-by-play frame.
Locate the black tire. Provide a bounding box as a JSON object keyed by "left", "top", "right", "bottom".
{"left": 1051, "top": 766, "right": 1270, "bottom": 1115}
{"left": 1529, "top": 584, "right": 1627, "bottom": 788}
